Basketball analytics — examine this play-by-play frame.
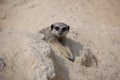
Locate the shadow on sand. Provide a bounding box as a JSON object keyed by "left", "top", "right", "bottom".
{"left": 67, "top": 38, "right": 98, "bottom": 67}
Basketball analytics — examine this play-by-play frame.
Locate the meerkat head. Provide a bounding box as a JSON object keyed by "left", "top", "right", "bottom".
{"left": 50, "top": 22, "right": 70, "bottom": 38}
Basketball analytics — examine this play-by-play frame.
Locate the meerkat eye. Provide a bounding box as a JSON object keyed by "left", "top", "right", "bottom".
{"left": 55, "top": 27, "right": 59, "bottom": 31}
{"left": 62, "top": 27, "right": 67, "bottom": 32}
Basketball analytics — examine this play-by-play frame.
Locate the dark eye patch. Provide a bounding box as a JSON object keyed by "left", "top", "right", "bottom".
{"left": 62, "top": 27, "right": 67, "bottom": 32}
{"left": 55, "top": 27, "right": 59, "bottom": 31}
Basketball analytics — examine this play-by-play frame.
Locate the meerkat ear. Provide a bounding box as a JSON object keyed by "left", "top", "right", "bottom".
{"left": 67, "top": 25, "right": 70, "bottom": 31}
{"left": 50, "top": 24, "right": 54, "bottom": 30}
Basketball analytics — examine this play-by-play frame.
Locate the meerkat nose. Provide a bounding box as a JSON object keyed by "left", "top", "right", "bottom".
{"left": 59, "top": 32, "right": 63, "bottom": 35}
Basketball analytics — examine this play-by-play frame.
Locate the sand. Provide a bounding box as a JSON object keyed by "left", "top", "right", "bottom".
{"left": 0, "top": 0, "right": 120, "bottom": 80}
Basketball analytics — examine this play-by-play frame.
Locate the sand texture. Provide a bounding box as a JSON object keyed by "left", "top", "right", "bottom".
{"left": 0, "top": 0, "right": 120, "bottom": 80}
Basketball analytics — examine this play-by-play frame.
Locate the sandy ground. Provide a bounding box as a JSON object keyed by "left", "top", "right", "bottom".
{"left": 0, "top": 0, "right": 120, "bottom": 80}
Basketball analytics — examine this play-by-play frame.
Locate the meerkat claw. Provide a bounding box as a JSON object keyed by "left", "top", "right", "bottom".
{"left": 68, "top": 58, "right": 75, "bottom": 62}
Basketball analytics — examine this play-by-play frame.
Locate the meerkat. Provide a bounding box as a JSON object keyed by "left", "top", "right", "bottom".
{"left": 38, "top": 22, "right": 75, "bottom": 62}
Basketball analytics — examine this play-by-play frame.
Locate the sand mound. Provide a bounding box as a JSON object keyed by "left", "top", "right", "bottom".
{"left": 0, "top": 31, "right": 63, "bottom": 80}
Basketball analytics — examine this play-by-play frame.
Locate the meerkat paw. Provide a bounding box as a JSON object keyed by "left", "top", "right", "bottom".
{"left": 68, "top": 56, "right": 75, "bottom": 62}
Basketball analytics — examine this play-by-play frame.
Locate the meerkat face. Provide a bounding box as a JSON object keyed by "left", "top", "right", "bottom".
{"left": 50, "top": 22, "right": 70, "bottom": 38}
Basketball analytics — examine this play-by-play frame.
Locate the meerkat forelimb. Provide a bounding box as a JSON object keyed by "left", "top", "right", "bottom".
{"left": 61, "top": 38, "right": 75, "bottom": 62}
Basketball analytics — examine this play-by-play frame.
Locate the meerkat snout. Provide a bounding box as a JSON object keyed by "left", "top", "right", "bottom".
{"left": 50, "top": 22, "right": 70, "bottom": 38}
